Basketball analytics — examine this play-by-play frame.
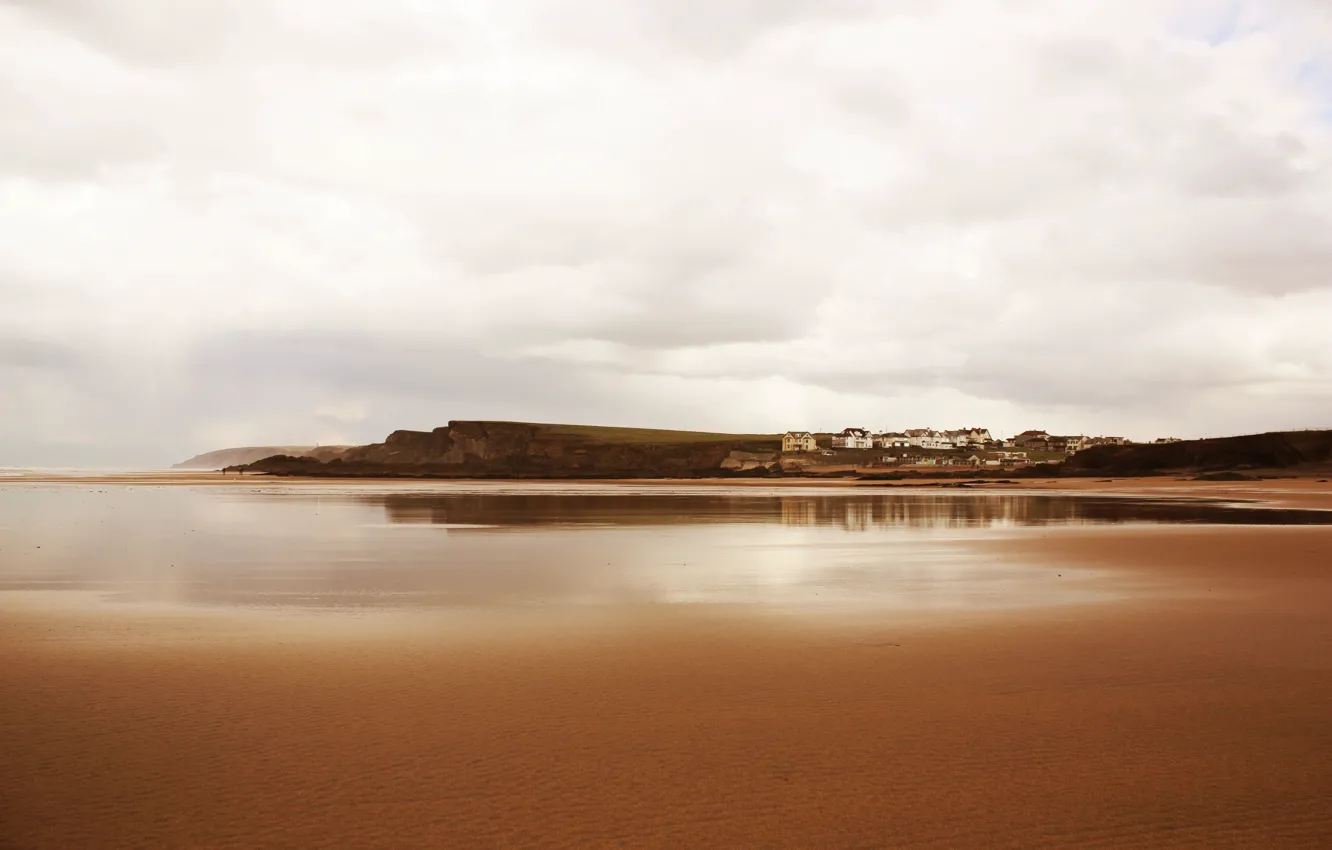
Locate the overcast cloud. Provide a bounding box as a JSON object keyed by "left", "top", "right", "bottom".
{"left": 2, "top": 0, "right": 1331, "bottom": 466}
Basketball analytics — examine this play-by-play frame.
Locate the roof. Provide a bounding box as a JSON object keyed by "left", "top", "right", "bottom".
{"left": 784, "top": 431, "right": 814, "bottom": 439}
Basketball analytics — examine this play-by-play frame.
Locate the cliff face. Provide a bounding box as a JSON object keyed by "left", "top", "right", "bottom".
{"left": 238, "top": 421, "right": 782, "bottom": 478}
{"left": 1065, "top": 430, "right": 1332, "bottom": 474}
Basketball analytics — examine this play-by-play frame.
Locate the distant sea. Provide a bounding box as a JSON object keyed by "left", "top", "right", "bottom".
{"left": 0, "top": 468, "right": 184, "bottom": 477}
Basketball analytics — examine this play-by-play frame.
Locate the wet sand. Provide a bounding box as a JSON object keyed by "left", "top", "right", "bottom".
{"left": 4, "top": 515, "right": 1332, "bottom": 847}
{"left": 8, "top": 468, "right": 1332, "bottom": 507}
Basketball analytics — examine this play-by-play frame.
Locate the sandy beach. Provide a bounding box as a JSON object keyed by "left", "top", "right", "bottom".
{"left": 11, "top": 0, "right": 1332, "bottom": 843}
{"left": 2, "top": 481, "right": 1332, "bottom": 847}
{"left": 8, "top": 468, "right": 1332, "bottom": 502}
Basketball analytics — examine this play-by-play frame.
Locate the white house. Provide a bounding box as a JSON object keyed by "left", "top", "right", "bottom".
{"left": 961, "top": 427, "right": 993, "bottom": 446}
{"left": 782, "top": 431, "right": 818, "bottom": 453}
{"left": 905, "top": 428, "right": 953, "bottom": 449}
{"left": 1086, "top": 436, "right": 1130, "bottom": 447}
{"left": 831, "top": 428, "right": 873, "bottom": 450}
{"left": 943, "top": 428, "right": 993, "bottom": 448}
{"left": 1013, "top": 430, "right": 1052, "bottom": 449}
{"left": 874, "top": 432, "right": 911, "bottom": 448}
{"left": 903, "top": 428, "right": 931, "bottom": 447}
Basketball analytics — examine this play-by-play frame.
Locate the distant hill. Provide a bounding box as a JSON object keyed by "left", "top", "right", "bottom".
{"left": 234, "top": 421, "right": 783, "bottom": 478}
{"left": 226, "top": 422, "right": 1332, "bottom": 480}
{"left": 173, "top": 445, "right": 354, "bottom": 470}
{"left": 1065, "top": 430, "right": 1332, "bottom": 475}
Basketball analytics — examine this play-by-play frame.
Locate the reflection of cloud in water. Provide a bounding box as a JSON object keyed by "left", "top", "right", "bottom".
{"left": 624, "top": 528, "right": 1111, "bottom": 610}
{"left": 0, "top": 484, "right": 1326, "bottom": 617}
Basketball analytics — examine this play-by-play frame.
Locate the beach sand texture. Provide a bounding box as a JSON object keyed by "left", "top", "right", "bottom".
{"left": 2, "top": 483, "right": 1332, "bottom": 848}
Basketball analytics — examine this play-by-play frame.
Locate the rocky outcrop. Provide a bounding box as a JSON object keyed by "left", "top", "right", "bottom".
{"left": 719, "top": 450, "right": 779, "bottom": 472}
{"left": 235, "top": 421, "right": 784, "bottom": 478}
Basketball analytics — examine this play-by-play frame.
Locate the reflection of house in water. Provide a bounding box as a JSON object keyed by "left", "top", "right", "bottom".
{"left": 772, "top": 494, "right": 1129, "bottom": 530}
{"left": 781, "top": 498, "right": 819, "bottom": 526}
{"left": 369, "top": 491, "right": 1321, "bottom": 534}
{"left": 380, "top": 493, "right": 1130, "bottom": 531}
{"left": 843, "top": 500, "right": 874, "bottom": 531}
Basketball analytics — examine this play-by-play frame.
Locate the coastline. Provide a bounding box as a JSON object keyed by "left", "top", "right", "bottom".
{"left": 8, "top": 469, "right": 1332, "bottom": 509}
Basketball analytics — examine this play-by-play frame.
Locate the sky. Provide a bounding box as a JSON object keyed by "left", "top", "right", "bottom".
{"left": 2, "top": 0, "right": 1331, "bottom": 467}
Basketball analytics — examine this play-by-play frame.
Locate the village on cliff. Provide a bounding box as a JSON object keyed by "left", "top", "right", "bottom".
{"left": 781, "top": 428, "right": 1181, "bottom": 469}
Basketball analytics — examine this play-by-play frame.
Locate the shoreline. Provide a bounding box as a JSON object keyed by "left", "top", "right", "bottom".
{"left": 7, "top": 469, "right": 1332, "bottom": 510}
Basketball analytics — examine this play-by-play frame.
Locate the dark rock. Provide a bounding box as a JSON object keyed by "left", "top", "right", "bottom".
{"left": 1065, "top": 430, "right": 1332, "bottom": 475}
{"left": 238, "top": 421, "right": 782, "bottom": 479}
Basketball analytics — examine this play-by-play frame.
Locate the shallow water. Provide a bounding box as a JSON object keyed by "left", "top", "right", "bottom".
{"left": 1, "top": 483, "right": 1327, "bottom": 617}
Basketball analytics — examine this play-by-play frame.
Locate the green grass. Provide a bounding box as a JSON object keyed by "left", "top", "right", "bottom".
{"left": 1020, "top": 450, "right": 1070, "bottom": 462}
{"left": 532, "top": 423, "right": 782, "bottom": 445}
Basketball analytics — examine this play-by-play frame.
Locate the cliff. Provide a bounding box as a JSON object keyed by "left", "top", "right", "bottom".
{"left": 1064, "top": 430, "right": 1332, "bottom": 475}
{"left": 235, "top": 422, "right": 783, "bottom": 478}
{"left": 173, "top": 445, "right": 353, "bottom": 469}
{"left": 227, "top": 424, "right": 1332, "bottom": 480}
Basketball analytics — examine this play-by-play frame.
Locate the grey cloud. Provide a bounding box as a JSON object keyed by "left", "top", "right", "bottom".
{"left": 1030, "top": 37, "right": 1126, "bottom": 86}
{"left": 185, "top": 330, "right": 617, "bottom": 412}
{"left": 831, "top": 87, "right": 911, "bottom": 134}
{"left": 9, "top": 1, "right": 462, "bottom": 69}
{"left": 579, "top": 302, "right": 811, "bottom": 350}
{"left": 4, "top": 0, "right": 1332, "bottom": 465}
{"left": 649, "top": 280, "right": 1331, "bottom": 415}
{"left": 642, "top": 0, "right": 873, "bottom": 59}
{"left": 0, "top": 88, "right": 164, "bottom": 177}
{"left": 434, "top": 198, "right": 822, "bottom": 349}
{"left": 440, "top": 199, "right": 756, "bottom": 278}
{"left": 1025, "top": 196, "right": 1332, "bottom": 295}
{"left": 8, "top": 0, "right": 242, "bottom": 64}
{"left": 0, "top": 337, "right": 79, "bottom": 371}
{"left": 162, "top": 329, "right": 787, "bottom": 462}
{"left": 1170, "top": 122, "right": 1310, "bottom": 198}
{"left": 525, "top": 0, "right": 874, "bottom": 61}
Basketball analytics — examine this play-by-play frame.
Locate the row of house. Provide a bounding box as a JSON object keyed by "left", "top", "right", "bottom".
{"left": 1012, "top": 431, "right": 1132, "bottom": 453}
{"left": 1012, "top": 430, "right": 1086, "bottom": 452}
{"left": 813, "top": 427, "right": 996, "bottom": 451}
{"left": 785, "top": 428, "right": 1134, "bottom": 455}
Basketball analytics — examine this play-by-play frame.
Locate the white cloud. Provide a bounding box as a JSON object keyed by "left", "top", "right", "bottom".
{"left": 1, "top": 0, "right": 1331, "bottom": 465}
